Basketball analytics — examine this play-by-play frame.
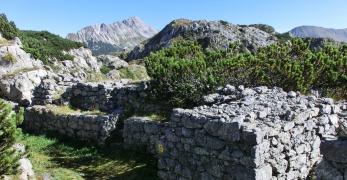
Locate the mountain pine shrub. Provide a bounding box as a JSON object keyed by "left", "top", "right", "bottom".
{"left": 0, "top": 14, "right": 19, "bottom": 40}
{"left": 0, "top": 99, "right": 24, "bottom": 175}
{"left": 20, "top": 30, "right": 83, "bottom": 64}
{"left": 145, "top": 39, "right": 347, "bottom": 108}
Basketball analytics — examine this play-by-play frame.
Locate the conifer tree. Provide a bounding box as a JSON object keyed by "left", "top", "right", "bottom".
{"left": 0, "top": 99, "right": 23, "bottom": 175}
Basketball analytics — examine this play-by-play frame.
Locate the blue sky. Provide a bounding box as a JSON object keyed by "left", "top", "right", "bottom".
{"left": 1, "top": 0, "right": 346, "bottom": 37}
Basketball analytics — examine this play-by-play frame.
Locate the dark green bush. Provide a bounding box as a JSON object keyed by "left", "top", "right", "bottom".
{"left": 145, "top": 41, "right": 215, "bottom": 107}
{"left": 248, "top": 24, "right": 275, "bottom": 34}
{"left": 0, "top": 14, "right": 19, "bottom": 40}
{"left": 146, "top": 39, "right": 347, "bottom": 108}
{"left": 219, "top": 20, "right": 229, "bottom": 26}
{"left": 20, "top": 31, "right": 83, "bottom": 64}
{"left": 0, "top": 99, "right": 24, "bottom": 175}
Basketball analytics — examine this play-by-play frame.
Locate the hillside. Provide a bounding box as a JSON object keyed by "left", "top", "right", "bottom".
{"left": 127, "top": 19, "right": 277, "bottom": 60}
{"left": 289, "top": 26, "right": 347, "bottom": 42}
{"left": 66, "top": 17, "right": 158, "bottom": 55}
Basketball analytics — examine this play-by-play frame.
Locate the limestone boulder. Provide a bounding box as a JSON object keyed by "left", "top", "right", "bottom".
{"left": 0, "top": 69, "right": 51, "bottom": 105}
{"left": 97, "top": 55, "right": 129, "bottom": 69}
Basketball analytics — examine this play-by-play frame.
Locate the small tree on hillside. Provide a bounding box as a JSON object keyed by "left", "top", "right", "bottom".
{"left": 0, "top": 99, "right": 23, "bottom": 175}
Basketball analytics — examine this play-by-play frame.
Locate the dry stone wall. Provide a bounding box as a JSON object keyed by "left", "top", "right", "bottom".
{"left": 123, "top": 117, "right": 165, "bottom": 154}
{"left": 24, "top": 79, "right": 347, "bottom": 179}
{"left": 60, "top": 81, "right": 149, "bottom": 112}
{"left": 24, "top": 105, "right": 121, "bottom": 145}
{"left": 122, "top": 85, "right": 345, "bottom": 180}
{"left": 316, "top": 103, "right": 347, "bottom": 180}
{"left": 62, "top": 82, "right": 116, "bottom": 112}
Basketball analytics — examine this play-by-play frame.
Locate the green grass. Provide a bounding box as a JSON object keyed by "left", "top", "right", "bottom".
{"left": 46, "top": 105, "right": 106, "bottom": 116}
{"left": 119, "top": 64, "right": 149, "bottom": 81}
{"left": 19, "top": 133, "right": 159, "bottom": 180}
{"left": 100, "top": 65, "right": 113, "bottom": 75}
{"left": 2, "top": 52, "right": 16, "bottom": 62}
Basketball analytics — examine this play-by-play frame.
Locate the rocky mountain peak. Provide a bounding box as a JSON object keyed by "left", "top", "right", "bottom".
{"left": 127, "top": 19, "right": 277, "bottom": 60}
{"left": 289, "top": 26, "right": 347, "bottom": 42}
{"left": 122, "top": 16, "right": 144, "bottom": 25}
{"left": 66, "top": 17, "right": 158, "bottom": 55}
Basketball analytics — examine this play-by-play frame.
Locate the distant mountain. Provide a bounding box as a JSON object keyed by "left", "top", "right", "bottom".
{"left": 289, "top": 26, "right": 347, "bottom": 42}
{"left": 127, "top": 19, "right": 277, "bottom": 60}
{"left": 66, "top": 17, "right": 158, "bottom": 55}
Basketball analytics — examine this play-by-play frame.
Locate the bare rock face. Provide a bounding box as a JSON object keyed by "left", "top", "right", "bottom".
{"left": 127, "top": 19, "right": 277, "bottom": 60}
{"left": 0, "top": 38, "right": 105, "bottom": 105}
{"left": 66, "top": 17, "right": 158, "bottom": 55}
{"left": 0, "top": 69, "right": 51, "bottom": 105}
{"left": 0, "top": 38, "right": 53, "bottom": 105}
{"left": 52, "top": 47, "right": 101, "bottom": 81}
{"left": 0, "top": 38, "right": 44, "bottom": 75}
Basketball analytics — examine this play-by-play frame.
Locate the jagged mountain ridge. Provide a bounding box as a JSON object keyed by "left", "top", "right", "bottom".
{"left": 289, "top": 26, "right": 347, "bottom": 42}
{"left": 127, "top": 19, "right": 277, "bottom": 60}
{"left": 66, "top": 17, "right": 158, "bottom": 55}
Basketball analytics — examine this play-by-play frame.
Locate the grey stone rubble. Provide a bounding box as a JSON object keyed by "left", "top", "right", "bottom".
{"left": 122, "top": 85, "right": 346, "bottom": 180}
{"left": 24, "top": 105, "right": 121, "bottom": 145}
{"left": 316, "top": 102, "right": 347, "bottom": 180}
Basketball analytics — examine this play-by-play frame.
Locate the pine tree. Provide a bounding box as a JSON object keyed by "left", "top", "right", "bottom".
{"left": 0, "top": 99, "right": 23, "bottom": 175}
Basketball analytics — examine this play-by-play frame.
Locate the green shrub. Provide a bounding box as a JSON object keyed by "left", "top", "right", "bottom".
{"left": 100, "top": 65, "right": 112, "bottom": 75}
{"left": 0, "top": 99, "right": 24, "bottom": 175}
{"left": 20, "top": 30, "right": 83, "bottom": 64}
{"left": 248, "top": 24, "right": 275, "bottom": 34}
{"left": 145, "top": 39, "right": 347, "bottom": 108}
{"left": 145, "top": 41, "right": 214, "bottom": 107}
{"left": 219, "top": 20, "right": 229, "bottom": 26}
{"left": 0, "top": 14, "right": 19, "bottom": 40}
{"left": 0, "top": 14, "right": 81, "bottom": 64}
{"left": 2, "top": 53, "right": 16, "bottom": 62}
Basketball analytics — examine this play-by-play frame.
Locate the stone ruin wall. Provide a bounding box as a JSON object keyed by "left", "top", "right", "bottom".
{"left": 122, "top": 86, "right": 347, "bottom": 180}
{"left": 24, "top": 105, "right": 120, "bottom": 145}
{"left": 60, "top": 81, "right": 149, "bottom": 112}
{"left": 23, "top": 81, "right": 347, "bottom": 179}
{"left": 316, "top": 104, "right": 347, "bottom": 180}
{"left": 24, "top": 81, "right": 151, "bottom": 145}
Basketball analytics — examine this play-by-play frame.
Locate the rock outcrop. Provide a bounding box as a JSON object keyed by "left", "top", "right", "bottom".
{"left": 53, "top": 47, "right": 101, "bottom": 81}
{"left": 0, "top": 37, "right": 104, "bottom": 105}
{"left": 66, "top": 17, "right": 158, "bottom": 55}
{"left": 289, "top": 26, "right": 347, "bottom": 43}
{"left": 0, "top": 38, "right": 53, "bottom": 105}
{"left": 97, "top": 55, "right": 128, "bottom": 69}
{"left": 127, "top": 19, "right": 277, "bottom": 60}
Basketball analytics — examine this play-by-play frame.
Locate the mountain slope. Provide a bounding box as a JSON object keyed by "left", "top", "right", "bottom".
{"left": 66, "top": 17, "right": 158, "bottom": 55}
{"left": 289, "top": 26, "right": 347, "bottom": 42}
{"left": 127, "top": 19, "right": 277, "bottom": 60}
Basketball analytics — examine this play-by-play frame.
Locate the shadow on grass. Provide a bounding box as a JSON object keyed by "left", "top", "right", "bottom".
{"left": 23, "top": 132, "right": 159, "bottom": 180}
